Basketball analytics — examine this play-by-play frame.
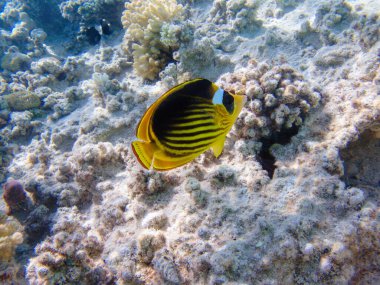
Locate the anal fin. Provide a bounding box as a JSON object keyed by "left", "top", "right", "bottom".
{"left": 152, "top": 151, "right": 200, "bottom": 171}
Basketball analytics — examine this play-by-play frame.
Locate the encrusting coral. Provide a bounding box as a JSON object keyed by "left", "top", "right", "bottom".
{"left": 121, "top": 0, "right": 185, "bottom": 80}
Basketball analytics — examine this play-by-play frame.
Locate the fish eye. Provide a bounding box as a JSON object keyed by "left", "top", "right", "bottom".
{"left": 222, "top": 91, "right": 234, "bottom": 114}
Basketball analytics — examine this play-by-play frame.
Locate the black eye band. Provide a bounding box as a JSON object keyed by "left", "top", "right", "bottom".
{"left": 222, "top": 91, "right": 234, "bottom": 114}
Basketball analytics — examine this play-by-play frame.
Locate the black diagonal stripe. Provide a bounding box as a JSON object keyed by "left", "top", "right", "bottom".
{"left": 162, "top": 140, "right": 213, "bottom": 151}
{"left": 182, "top": 109, "right": 214, "bottom": 115}
{"left": 169, "top": 122, "right": 214, "bottom": 131}
{"left": 175, "top": 102, "right": 211, "bottom": 111}
{"left": 173, "top": 116, "right": 213, "bottom": 124}
{"left": 166, "top": 127, "right": 222, "bottom": 137}
{"left": 162, "top": 132, "right": 222, "bottom": 145}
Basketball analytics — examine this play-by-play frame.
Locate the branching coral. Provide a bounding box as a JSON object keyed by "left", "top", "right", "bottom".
{"left": 121, "top": 0, "right": 185, "bottom": 80}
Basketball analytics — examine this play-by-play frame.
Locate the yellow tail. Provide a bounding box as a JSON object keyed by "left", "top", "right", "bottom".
{"left": 131, "top": 141, "right": 157, "bottom": 170}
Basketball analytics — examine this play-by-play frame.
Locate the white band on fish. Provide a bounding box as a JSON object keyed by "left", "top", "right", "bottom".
{"left": 212, "top": 88, "right": 224, "bottom": 105}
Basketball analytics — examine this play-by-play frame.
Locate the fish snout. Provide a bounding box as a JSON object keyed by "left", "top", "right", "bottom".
{"left": 233, "top": 94, "right": 247, "bottom": 115}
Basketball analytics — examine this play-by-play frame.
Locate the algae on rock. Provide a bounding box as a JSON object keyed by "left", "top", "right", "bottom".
{"left": 4, "top": 91, "right": 41, "bottom": 111}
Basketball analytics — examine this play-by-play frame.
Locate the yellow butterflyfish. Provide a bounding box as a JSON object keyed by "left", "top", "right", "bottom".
{"left": 132, "top": 78, "right": 246, "bottom": 171}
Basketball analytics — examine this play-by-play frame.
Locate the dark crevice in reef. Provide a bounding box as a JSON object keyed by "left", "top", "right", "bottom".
{"left": 258, "top": 125, "right": 300, "bottom": 178}
{"left": 22, "top": 0, "right": 69, "bottom": 37}
{"left": 2, "top": 179, "right": 58, "bottom": 281}
{"left": 258, "top": 147, "right": 276, "bottom": 179}
{"left": 341, "top": 129, "right": 380, "bottom": 191}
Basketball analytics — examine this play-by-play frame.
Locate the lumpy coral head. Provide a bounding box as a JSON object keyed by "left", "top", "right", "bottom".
{"left": 3, "top": 180, "right": 27, "bottom": 212}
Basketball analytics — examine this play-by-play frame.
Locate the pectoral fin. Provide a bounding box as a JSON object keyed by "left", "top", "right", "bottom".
{"left": 211, "top": 136, "right": 226, "bottom": 158}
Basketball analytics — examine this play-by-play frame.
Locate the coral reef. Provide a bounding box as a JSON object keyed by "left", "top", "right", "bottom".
{"left": 24, "top": 205, "right": 52, "bottom": 243}
{"left": 137, "top": 230, "right": 166, "bottom": 264}
{"left": 0, "top": 1, "right": 48, "bottom": 60}
{"left": 26, "top": 207, "right": 114, "bottom": 284}
{"left": 0, "top": 0, "right": 379, "bottom": 284}
{"left": 17, "top": 1, "right": 63, "bottom": 34}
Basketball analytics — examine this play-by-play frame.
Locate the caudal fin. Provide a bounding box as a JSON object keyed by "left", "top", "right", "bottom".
{"left": 131, "top": 141, "right": 156, "bottom": 170}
